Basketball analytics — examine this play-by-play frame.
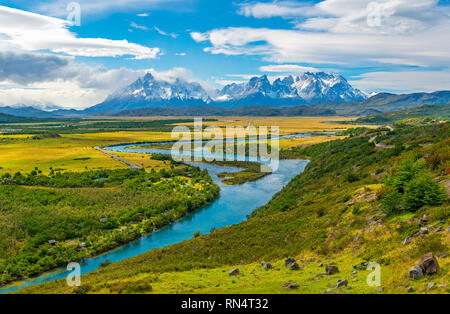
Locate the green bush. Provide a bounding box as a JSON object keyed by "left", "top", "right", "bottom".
{"left": 403, "top": 172, "right": 446, "bottom": 211}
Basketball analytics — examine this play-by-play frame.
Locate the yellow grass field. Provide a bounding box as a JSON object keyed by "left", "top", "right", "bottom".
{"left": 0, "top": 117, "right": 364, "bottom": 175}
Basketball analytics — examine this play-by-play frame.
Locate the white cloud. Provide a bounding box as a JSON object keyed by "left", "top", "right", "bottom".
{"left": 130, "top": 21, "right": 148, "bottom": 31}
{"left": 0, "top": 50, "right": 198, "bottom": 109}
{"left": 191, "top": 19, "right": 450, "bottom": 67}
{"left": 137, "top": 13, "right": 149, "bottom": 17}
{"left": 238, "top": 1, "right": 318, "bottom": 19}
{"left": 259, "top": 64, "right": 319, "bottom": 73}
{"left": 239, "top": 0, "right": 447, "bottom": 35}
{"left": 350, "top": 70, "right": 450, "bottom": 93}
{"left": 36, "top": 0, "right": 184, "bottom": 17}
{"left": 0, "top": 5, "right": 160, "bottom": 59}
{"left": 176, "top": 52, "right": 187, "bottom": 56}
{"left": 154, "top": 26, "right": 178, "bottom": 38}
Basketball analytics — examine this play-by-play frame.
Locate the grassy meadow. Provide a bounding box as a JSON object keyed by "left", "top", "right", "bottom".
{"left": 14, "top": 119, "right": 449, "bottom": 294}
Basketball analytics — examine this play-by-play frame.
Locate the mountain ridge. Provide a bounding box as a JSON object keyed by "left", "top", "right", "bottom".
{"left": 85, "top": 72, "right": 366, "bottom": 113}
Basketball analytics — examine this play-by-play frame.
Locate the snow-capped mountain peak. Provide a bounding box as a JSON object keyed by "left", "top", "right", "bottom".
{"left": 217, "top": 72, "right": 366, "bottom": 103}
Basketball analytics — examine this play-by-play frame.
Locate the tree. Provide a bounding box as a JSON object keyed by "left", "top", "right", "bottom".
{"left": 403, "top": 172, "right": 446, "bottom": 211}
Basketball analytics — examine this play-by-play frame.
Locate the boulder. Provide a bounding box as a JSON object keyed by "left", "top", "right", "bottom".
{"left": 335, "top": 279, "right": 348, "bottom": 289}
{"left": 418, "top": 253, "right": 440, "bottom": 275}
{"left": 426, "top": 282, "right": 435, "bottom": 291}
{"left": 409, "top": 266, "right": 424, "bottom": 280}
{"left": 325, "top": 264, "right": 339, "bottom": 275}
{"left": 403, "top": 237, "right": 413, "bottom": 245}
{"left": 261, "top": 262, "right": 273, "bottom": 271}
{"left": 434, "top": 226, "right": 443, "bottom": 233}
{"left": 289, "top": 262, "right": 300, "bottom": 270}
{"left": 407, "top": 287, "right": 415, "bottom": 293}
{"left": 419, "top": 227, "right": 429, "bottom": 235}
{"left": 228, "top": 268, "right": 240, "bottom": 276}
{"left": 285, "top": 257, "right": 296, "bottom": 267}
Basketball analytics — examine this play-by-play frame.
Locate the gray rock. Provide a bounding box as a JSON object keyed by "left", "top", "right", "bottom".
{"left": 409, "top": 266, "right": 424, "bottom": 280}
{"left": 407, "top": 287, "right": 415, "bottom": 293}
{"left": 325, "top": 289, "right": 332, "bottom": 294}
{"left": 289, "top": 262, "right": 300, "bottom": 270}
{"left": 285, "top": 257, "right": 296, "bottom": 267}
{"left": 403, "top": 237, "right": 413, "bottom": 245}
{"left": 261, "top": 262, "right": 273, "bottom": 271}
{"left": 351, "top": 270, "right": 357, "bottom": 275}
{"left": 419, "top": 227, "right": 429, "bottom": 235}
{"left": 434, "top": 226, "right": 443, "bottom": 233}
{"left": 288, "top": 283, "right": 299, "bottom": 289}
{"left": 335, "top": 279, "right": 348, "bottom": 288}
{"left": 228, "top": 268, "right": 240, "bottom": 276}
{"left": 418, "top": 253, "right": 440, "bottom": 275}
{"left": 426, "top": 282, "right": 435, "bottom": 291}
{"left": 326, "top": 264, "right": 339, "bottom": 275}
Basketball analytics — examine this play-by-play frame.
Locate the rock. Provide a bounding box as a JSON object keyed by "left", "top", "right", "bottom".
{"left": 403, "top": 237, "right": 413, "bottom": 245}
{"left": 325, "top": 289, "right": 332, "bottom": 294}
{"left": 289, "top": 262, "right": 300, "bottom": 270}
{"left": 418, "top": 253, "right": 440, "bottom": 275}
{"left": 353, "top": 264, "right": 363, "bottom": 270}
{"left": 378, "top": 288, "right": 384, "bottom": 292}
{"left": 426, "top": 282, "right": 435, "bottom": 291}
{"left": 228, "top": 268, "right": 240, "bottom": 276}
{"left": 434, "top": 226, "right": 443, "bottom": 233}
{"left": 438, "top": 284, "right": 447, "bottom": 288}
{"left": 335, "top": 279, "right": 348, "bottom": 288}
{"left": 407, "top": 287, "right": 415, "bottom": 293}
{"left": 261, "top": 262, "right": 273, "bottom": 271}
{"left": 438, "top": 253, "right": 447, "bottom": 258}
{"left": 288, "top": 283, "right": 299, "bottom": 289}
{"left": 353, "top": 234, "right": 360, "bottom": 242}
{"left": 420, "top": 216, "right": 428, "bottom": 224}
{"left": 351, "top": 270, "right": 357, "bottom": 275}
{"left": 326, "top": 264, "right": 339, "bottom": 275}
{"left": 285, "top": 257, "right": 296, "bottom": 267}
{"left": 318, "top": 263, "right": 323, "bottom": 267}
{"left": 419, "top": 227, "right": 429, "bottom": 235}
{"left": 448, "top": 226, "right": 450, "bottom": 232}
{"left": 409, "top": 266, "right": 424, "bottom": 280}
{"left": 313, "top": 273, "right": 326, "bottom": 278}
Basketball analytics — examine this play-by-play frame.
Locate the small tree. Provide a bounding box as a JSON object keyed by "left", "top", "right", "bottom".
{"left": 403, "top": 171, "right": 446, "bottom": 211}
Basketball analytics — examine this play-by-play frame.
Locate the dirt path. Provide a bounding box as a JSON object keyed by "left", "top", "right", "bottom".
{"left": 94, "top": 146, "right": 141, "bottom": 170}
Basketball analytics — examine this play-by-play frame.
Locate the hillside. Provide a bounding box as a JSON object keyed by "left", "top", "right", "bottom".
{"left": 354, "top": 104, "right": 450, "bottom": 124}
{"left": 0, "top": 113, "right": 40, "bottom": 124}
{"left": 20, "top": 121, "right": 449, "bottom": 294}
{"left": 319, "top": 91, "right": 450, "bottom": 116}
{"left": 112, "top": 105, "right": 336, "bottom": 117}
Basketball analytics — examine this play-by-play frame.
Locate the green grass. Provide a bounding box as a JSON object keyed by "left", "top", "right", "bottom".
{"left": 10, "top": 121, "right": 450, "bottom": 294}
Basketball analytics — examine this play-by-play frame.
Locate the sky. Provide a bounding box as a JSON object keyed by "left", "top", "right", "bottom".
{"left": 0, "top": 0, "right": 449, "bottom": 109}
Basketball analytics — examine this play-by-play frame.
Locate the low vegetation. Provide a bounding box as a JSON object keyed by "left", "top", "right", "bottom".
{"left": 17, "top": 121, "right": 448, "bottom": 294}
{"left": 0, "top": 166, "right": 219, "bottom": 285}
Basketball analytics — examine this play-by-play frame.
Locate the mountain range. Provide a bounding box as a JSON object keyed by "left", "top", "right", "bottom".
{"left": 1, "top": 72, "right": 449, "bottom": 117}
{"left": 84, "top": 72, "right": 366, "bottom": 113}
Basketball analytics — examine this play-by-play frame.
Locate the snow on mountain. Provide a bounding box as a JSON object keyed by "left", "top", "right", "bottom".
{"left": 217, "top": 72, "right": 366, "bottom": 103}
{"left": 87, "top": 71, "right": 366, "bottom": 113}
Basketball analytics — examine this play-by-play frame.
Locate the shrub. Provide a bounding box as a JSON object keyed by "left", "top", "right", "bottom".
{"left": 403, "top": 172, "right": 446, "bottom": 211}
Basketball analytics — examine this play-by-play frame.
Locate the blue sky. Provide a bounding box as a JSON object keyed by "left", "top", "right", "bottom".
{"left": 0, "top": 0, "right": 449, "bottom": 108}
